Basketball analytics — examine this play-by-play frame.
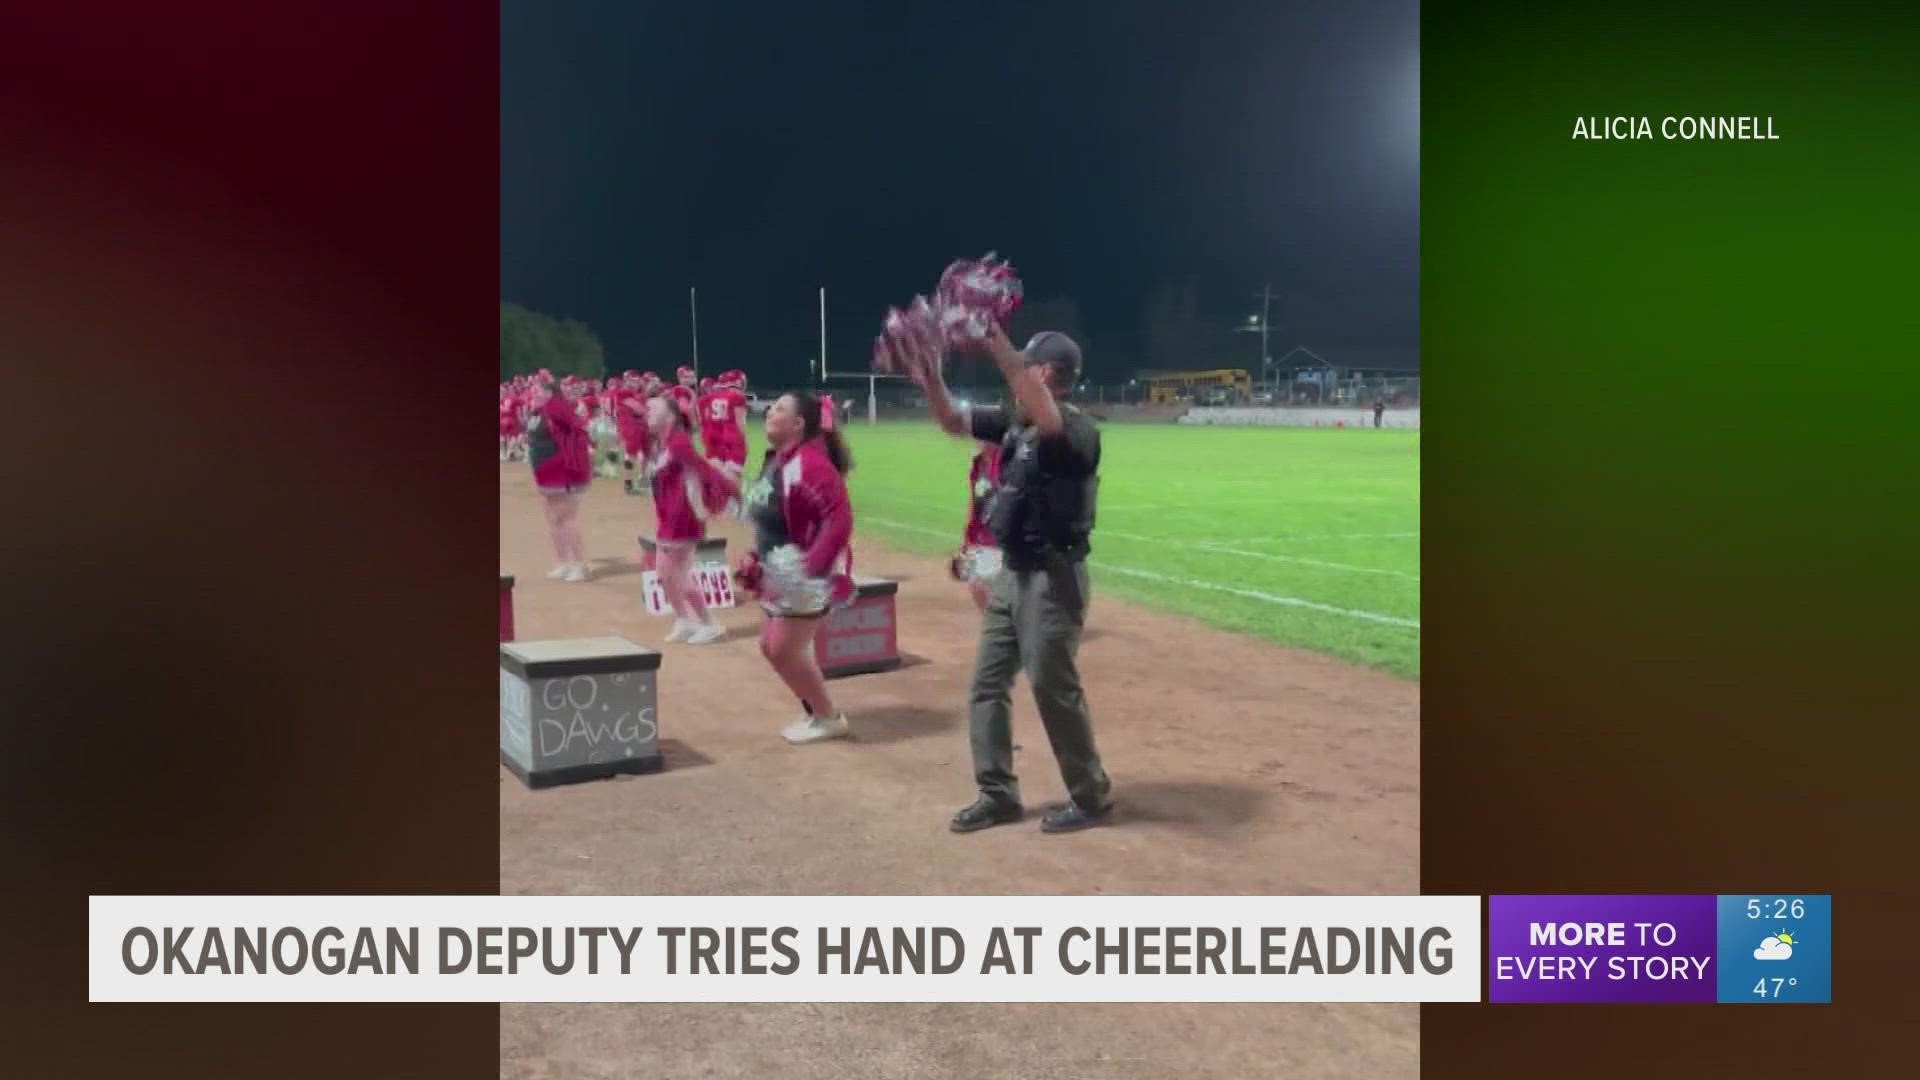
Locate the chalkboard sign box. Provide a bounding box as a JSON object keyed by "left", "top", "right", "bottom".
{"left": 637, "top": 534, "right": 727, "bottom": 572}
{"left": 499, "top": 574, "right": 515, "bottom": 643}
{"left": 815, "top": 576, "right": 902, "bottom": 679}
{"left": 500, "top": 637, "right": 663, "bottom": 789}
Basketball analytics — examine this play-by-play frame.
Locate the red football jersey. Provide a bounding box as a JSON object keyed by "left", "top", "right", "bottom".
{"left": 697, "top": 388, "right": 747, "bottom": 449}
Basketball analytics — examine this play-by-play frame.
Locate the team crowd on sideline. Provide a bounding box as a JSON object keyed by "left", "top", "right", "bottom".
{"left": 499, "top": 363, "right": 861, "bottom": 743}
{"left": 498, "top": 333, "right": 1109, "bottom": 832}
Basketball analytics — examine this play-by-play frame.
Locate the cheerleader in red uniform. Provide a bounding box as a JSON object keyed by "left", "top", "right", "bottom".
{"left": 952, "top": 440, "right": 1004, "bottom": 612}
{"left": 499, "top": 388, "right": 524, "bottom": 460}
{"left": 736, "top": 391, "right": 856, "bottom": 744}
{"left": 648, "top": 387, "right": 739, "bottom": 645}
{"left": 527, "top": 377, "right": 592, "bottom": 582}
{"left": 611, "top": 372, "right": 648, "bottom": 493}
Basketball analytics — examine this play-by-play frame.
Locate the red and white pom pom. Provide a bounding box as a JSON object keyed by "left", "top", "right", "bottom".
{"left": 936, "top": 252, "right": 1023, "bottom": 344}
{"left": 875, "top": 294, "right": 943, "bottom": 375}
{"left": 873, "top": 253, "right": 1020, "bottom": 371}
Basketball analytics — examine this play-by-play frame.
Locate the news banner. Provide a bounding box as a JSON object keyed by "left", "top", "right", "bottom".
{"left": 87, "top": 894, "right": 1830, "bottom": 1004}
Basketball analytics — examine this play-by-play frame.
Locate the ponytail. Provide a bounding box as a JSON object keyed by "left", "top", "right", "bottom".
{"left": 819, "top": 429, "right": 853, "bottom": 476}
{"left": 791, "top": 391, "right": 853, "bottom": 476}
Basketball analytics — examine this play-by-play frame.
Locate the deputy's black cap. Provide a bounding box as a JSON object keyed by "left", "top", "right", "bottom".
{"left": 1022, "top": 331, "right": 1082, "bottom": 384}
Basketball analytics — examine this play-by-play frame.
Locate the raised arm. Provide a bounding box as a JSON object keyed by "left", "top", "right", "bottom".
{"left": 885, "top": 334, "right": 967, "bottom": 436}
{"left": 541, "top": 389, "right": 582, "bottom": 434}
{"left": 921, "top": 361, "right": 968, "bottom": 436}
{"left": 983, "top": 326, "right": 1064, "bottom": 438}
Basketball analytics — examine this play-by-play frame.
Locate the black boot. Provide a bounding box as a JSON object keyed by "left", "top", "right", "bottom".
{"left": 1039, "top": 801, "right": 1114, "bottom": 834}
{"left": 950, "top": 796, "right": 1023, "bottom": 833}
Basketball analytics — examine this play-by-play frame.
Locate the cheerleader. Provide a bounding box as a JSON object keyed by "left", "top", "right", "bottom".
{"left": 586, "top": 382, "right": 622, "bottom": 480}
{"left": 527, "top": 377, "right": 593, "bottom": 582}
{"left": 514, "top": 384, "right": 533, "bottom": 460}
{"left": 613, "top": 371, "right": 650, "bottom": 493}
{"left": 499, "top": 388, "right": 524, "bottom": 460}
{"left": 647, "top": 388, "right": 739, "bottom": 645}
{"left": 951, "top": 440, "right": 1004, "bottom": 612}
{"left": 735, "top": 391, "right": 856, "bottom": 744}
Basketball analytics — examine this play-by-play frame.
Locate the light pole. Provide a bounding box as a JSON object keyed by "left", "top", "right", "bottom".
{"left": 689, "top": 286, "right": 699, "bottom": 377}
{"left": 1257, "top": 283, "right": 1271, "bottom": 394}
{"left": 1235, "top": 282, "right": 1273, "bottom": 402}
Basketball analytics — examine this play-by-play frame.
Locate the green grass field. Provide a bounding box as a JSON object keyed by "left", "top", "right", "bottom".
{"left": 844, "top": 422, "right": 1421, "bottom": 679}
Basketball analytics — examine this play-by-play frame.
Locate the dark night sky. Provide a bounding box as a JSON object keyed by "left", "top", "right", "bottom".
{"left": 501, "top": 0, "right": 1419, "bottom": 386}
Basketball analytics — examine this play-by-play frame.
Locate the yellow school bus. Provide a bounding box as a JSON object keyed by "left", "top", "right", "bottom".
{"left": 1141, "top": 369, "right": 1252, "bottom": 405}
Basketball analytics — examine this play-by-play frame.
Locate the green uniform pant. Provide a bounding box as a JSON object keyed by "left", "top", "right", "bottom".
{"left": 968, "top": 562, "right": 1112, "bottom": 811}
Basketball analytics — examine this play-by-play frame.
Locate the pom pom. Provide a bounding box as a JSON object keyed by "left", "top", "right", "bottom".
{"left": 874, "top": 295, "right": 944, "bottom": 375}
{"left": 734, "top": 553, "right": 764, "bottom": 593}
{"left": 873, "top": 253, "right": 1023, "bottom": 372}
{"left": 759, "top": 544, "right": 832, "bottom": 614}
{"left": 960, "top": 545, "right": 1003, "bottom": 584}
{"left": 935, "top": 252, "right": 1023, "bottom": 344}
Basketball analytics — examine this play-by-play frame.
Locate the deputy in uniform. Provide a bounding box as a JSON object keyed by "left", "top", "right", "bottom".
{"left": 892, "top": 325, "right": 1114, "bottom": 833}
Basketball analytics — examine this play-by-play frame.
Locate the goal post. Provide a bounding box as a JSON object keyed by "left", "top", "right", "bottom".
{"left": 818, "top": 285, "right": 908, "bottom": 425}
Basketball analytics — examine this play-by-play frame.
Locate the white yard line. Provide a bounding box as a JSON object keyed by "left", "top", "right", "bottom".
{"left": 1201, "top": 531, "right": 1421, "bottom": 543}
{"left": 1096, "top": 530, "right": 1419, "bottom": 582}
{"left": 1090, "top": 563, "right": 1421, "bottom": 630}
{"left": 860, "top": 516, "right": 1420, "bottom": 630}
{"left": 1103, "top": 495, "right": 1399, "bottom": 512}
{"left": 863, "top": 497, "right": 1417, "bottom": 577}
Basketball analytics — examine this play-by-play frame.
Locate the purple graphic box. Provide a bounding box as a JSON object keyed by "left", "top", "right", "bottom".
{"left": 1490, "top": 895, "right": 1717, "bottom": 1003}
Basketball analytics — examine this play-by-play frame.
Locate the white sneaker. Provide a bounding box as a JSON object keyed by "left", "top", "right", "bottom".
{"left": 782, "top": 713, "right": 850, "bottom": 745}
{"left": 684, "top": 622, "right": 726, "bottom": 646}
{"left": 561, "top": 563, "right": 589, "bottom": 583}
{"left": 546, "top": 564, "right": 569, "bottom": 580}
{"left": 664, "top": 619, "right": 691, "bottom": 643}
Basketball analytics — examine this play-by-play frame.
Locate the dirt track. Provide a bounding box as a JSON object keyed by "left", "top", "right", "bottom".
{"left": 499, "top": 464, "right": 1420, "bottom": 1079}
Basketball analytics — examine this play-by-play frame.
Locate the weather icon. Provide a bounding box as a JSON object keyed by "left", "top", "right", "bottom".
{"left": 1753, "top": 930, "right": 1796, "bottom": 961}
